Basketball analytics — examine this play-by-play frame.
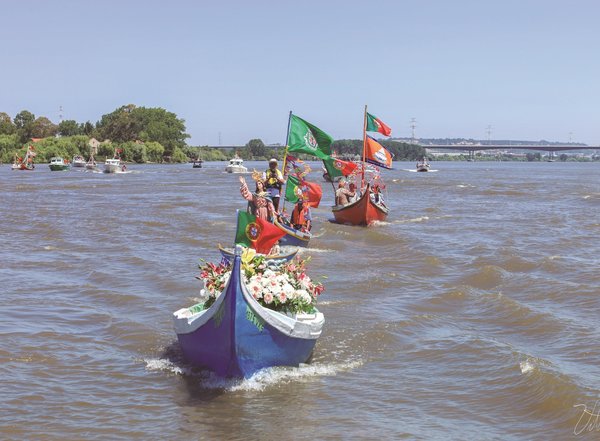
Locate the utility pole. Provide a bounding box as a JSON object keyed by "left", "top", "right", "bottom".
{"left": 486, "top": 125, "right": 492, "bottom": 145}
{"left": 410, "top": 118, "right": 417, "bottom": 144}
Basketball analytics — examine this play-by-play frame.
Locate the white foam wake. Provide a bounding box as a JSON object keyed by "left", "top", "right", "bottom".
{"left": 144, "top": 358, "right": 362, "bottom": 391}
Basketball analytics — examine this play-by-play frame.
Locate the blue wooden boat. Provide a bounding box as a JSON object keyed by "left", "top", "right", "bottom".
{"left": 173, "top": 246, "right": 324, "bottom": 378}
{"left": 218, "top": 244, "right": 298, "bottom": 263}
{"left": 273, "top": 217, "right": 311, "bottom": 247}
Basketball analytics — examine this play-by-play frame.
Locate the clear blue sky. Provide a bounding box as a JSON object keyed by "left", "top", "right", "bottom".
{"left": 2, "top": 0, "right": 599, "bottom": 145}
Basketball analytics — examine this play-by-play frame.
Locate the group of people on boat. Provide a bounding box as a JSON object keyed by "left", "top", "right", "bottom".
{"left": 334, "top": 179, "right": 386, "bottom": 208}
{"left": 239, "top": 158, "right": 312, "bottom": 233}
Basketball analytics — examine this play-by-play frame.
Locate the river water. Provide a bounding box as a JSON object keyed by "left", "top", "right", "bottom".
{"left": 1, "top": 160, "right": 599, "bottom": 440}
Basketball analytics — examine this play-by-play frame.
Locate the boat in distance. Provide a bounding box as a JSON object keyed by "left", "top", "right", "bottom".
{"left": 49, "top": 157, "right": 70, "bottom": 171}
{"left": 225, "top": 155, "right": 248, "bottom": 173}
{"left": 72, "top": 155, "right": 86, "bottom": 168}
{"left": 416, "top": 157, "right": 430, "bottom": 172}
{"left": 173, "top": 245, "right": 324, "bottom": 378}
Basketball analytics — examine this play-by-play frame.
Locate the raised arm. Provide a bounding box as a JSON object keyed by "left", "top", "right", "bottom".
{"left": 239, "top": 177, "right": 253, "bottom": 202}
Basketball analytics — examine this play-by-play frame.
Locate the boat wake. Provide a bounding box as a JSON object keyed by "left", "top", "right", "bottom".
{"left": 397, "top": 216, "right": 430, "bottom": 223}
{"left": 297, "top": 247, "right": 336, "bottom": 254}
{"left": 369, "top": 220, "right": 390, "bottom": 227}
{"left": 144, "top": 357, "right": 362, "bottom": 391}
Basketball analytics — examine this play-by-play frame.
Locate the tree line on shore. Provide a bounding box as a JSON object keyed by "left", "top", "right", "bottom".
{"left": 0, "top": 104, "right": 433, "bottom": 164}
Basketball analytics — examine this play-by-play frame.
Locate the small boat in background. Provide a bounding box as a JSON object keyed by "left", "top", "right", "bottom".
{"left": 416, "top": 157, "right": 430, "bottom": 172}
{"left": 11, "top": 146, "right": 36, "bottom": 171}
{"left": 85, "top": 153, "right": 97, "bottom": 170}
{"left": 225, "top": 155, "right": 247, "bottom": 173}
{"left": 72, "top": 155, "right": 86, "bottom": 168}
{"left": 331, "top": 183, "right": 388, "bottom": 226}
{"left": 104, "top": 148, "right": 127, "bottom": 173}
{"left": 173, "top": 246, "right": 324, "bottom": 378}
{"left": 49, "top": 157, "right": 70, "bottom": 171}
{"left": 192, "top": 152, "right": 203, "bottom": 168}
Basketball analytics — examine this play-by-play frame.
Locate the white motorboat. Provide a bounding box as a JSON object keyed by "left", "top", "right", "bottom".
{"left": 72, "top": 155, "right": 86, "bottom": 167}
{"left": 416, "top": 158, "right": 430, "bottom": 172}
{"left": 225, "top": 155, "right": 247, "bottom": 173}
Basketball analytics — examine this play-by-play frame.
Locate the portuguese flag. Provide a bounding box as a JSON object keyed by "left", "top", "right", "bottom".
{"left": 285, "top": 176, "right": 323, "bottom": 208}
{"left": 322, "top": 156, "right": 359, "bottom": 180}
{"left": 366, "top": 112, "right": 392, "bottom": 136}
{"left": 235, "top": 211, "right": 286, "bottom": 254}
{"left": 287, "top": 114, "right": 333, "bottom": 160}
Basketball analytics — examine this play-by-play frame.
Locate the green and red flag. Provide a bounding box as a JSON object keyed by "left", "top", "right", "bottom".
{"left": 366, "top": 112, "right": 392, "bottom": 136}
{"left": 234, "top": 211, "right": 286, "bottom": 254}
{"left": 322, "top": 156, "right": 359, "bottom": 180}
{"left": 365, "top": 136, "right": 394, "bottom": 169}
{"left": 287, "top": 114, "right": 333, "bottom": 160}
{"left": 285, "top": 175, "right": 323, "bottom": 208}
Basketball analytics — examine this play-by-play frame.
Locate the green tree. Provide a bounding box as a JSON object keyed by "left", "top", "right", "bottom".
{"left": 0, "top": 134, "right": 18, "bottom": 162}
{"left": 14, "top": 110, "right": 35, "bottom": 143}
{"left": 246, "top": 138, "right": 267, "bottom": 158}
{"left": 31, "top": 117, "right": 57, "bottom": 138}
{"left": 58, "top": 120, "right": 81, "bottom": 136}
{"left": 145, "top": 141, "right": 165, "bottom": 163}
{"left": 96, "top": 104, "right": 189, "bottom": 157}
{"left": 0, "top": 112, "right": 16, "bottom": 135}
{"left": 80, "top": 121, "right": 95, "bottom": 136}
{"left": 170, "top": 146, "right": 189, "bottom": 163}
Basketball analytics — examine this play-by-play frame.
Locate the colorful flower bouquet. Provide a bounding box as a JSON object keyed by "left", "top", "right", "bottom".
{"left": 196, "top": 252, "right": 324, "bottom": 315}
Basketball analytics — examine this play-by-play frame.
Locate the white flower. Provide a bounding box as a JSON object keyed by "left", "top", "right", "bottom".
{"left": 295, "top": 289, "right": 312, "bottom": 304}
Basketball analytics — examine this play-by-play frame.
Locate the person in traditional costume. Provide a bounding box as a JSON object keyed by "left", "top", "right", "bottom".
{"left": 239, "top": 174, "right": 276, "bottom": 221}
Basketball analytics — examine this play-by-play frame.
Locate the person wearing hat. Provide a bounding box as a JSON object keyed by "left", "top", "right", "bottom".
{"left": 263, "top": 158, "right": 285, "bottom": 212}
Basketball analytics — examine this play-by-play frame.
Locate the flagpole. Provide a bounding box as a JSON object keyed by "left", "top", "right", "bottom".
{"left": 281, "top": 110, "right": 293, "bottom": 213}
{"left": 361, "top": 104, "right": 368, "bottom": 190}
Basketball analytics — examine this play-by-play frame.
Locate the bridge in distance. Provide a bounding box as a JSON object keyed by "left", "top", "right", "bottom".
{"left": 201, "top": 144, "right": 598, "bottom": 152}
{"left": 422, "top": 144, "right": 599, "bottom": 159}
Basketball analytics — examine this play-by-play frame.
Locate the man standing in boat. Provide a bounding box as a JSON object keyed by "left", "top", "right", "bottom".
{"left": 263, "top": 158, "right": 285, "bottom": 212}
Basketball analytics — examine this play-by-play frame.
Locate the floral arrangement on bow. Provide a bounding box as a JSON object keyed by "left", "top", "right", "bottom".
{"left": 197, "top": 252, "right": 324, "bottom": 314}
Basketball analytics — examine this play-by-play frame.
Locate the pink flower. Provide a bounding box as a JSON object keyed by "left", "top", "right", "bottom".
{"left": 263, "top": 292, "right": 273, "bottom": 304}
{"left": 278, "top": 292, "right": 287, "bottom": 303}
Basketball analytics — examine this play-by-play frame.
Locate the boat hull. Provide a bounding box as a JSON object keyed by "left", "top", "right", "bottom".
{"left": 12, "top": 164, "right": 34, "bottom": 170}
{"left": 218, "top": 245, "right": 298, "bottom": 263}
{"left": 174, "top": 249, "right": 323, "bottom": 378}
{"left": 49, "top": 164, "right": 70, "bottom": 171}
{"left": 225, "top": 166, "right": 247, "bottom": 173}
{"left": 104, "top": 164, "right": 120, "bottom": 173}
{"left": 331, "top": 184, "right": 388, "bottom": 226}
{"left": 273, "top": 218, "right": 311, "bottom": 247}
